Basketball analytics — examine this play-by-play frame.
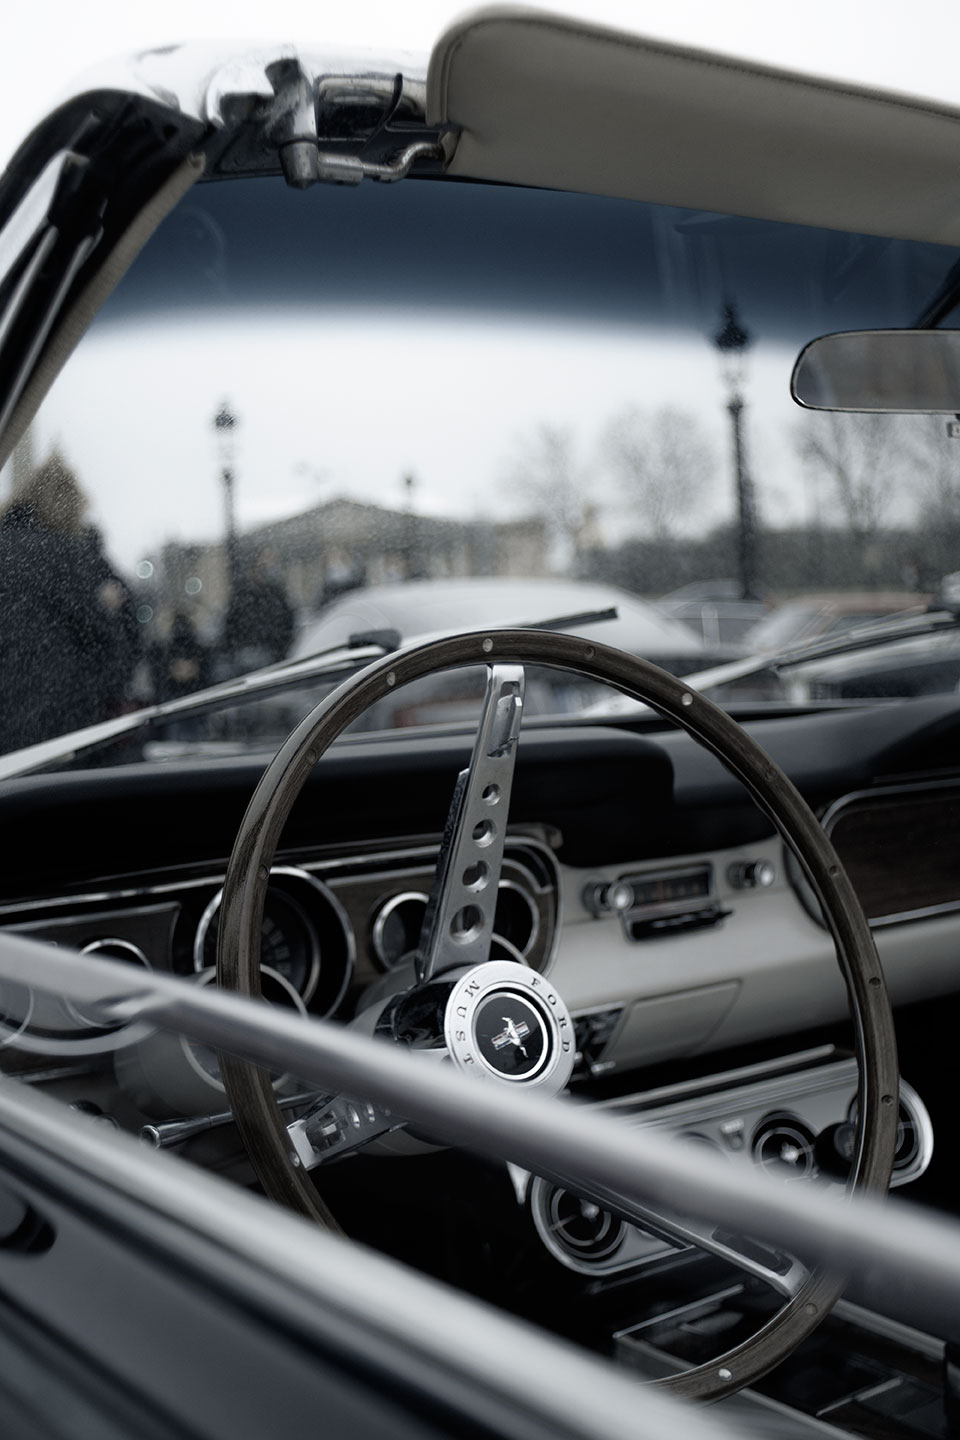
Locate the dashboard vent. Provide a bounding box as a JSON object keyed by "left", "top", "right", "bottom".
{"left": 751, "top": 1112, "right": 817, "bottom": 1179}
{"left": 541, "top": 1186, "right": 626, "bottom": 1265}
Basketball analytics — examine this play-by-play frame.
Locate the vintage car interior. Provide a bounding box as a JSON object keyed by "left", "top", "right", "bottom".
{"left": 2, "top": 8, "right": 960, "bottom": 1438}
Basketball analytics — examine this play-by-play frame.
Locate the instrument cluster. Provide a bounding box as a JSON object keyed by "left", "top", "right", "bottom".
{"left": 0, "top": 830, "right": 561, "bottom": 1084}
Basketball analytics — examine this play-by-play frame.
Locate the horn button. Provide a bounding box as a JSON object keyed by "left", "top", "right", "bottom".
{"left": 444, "top": 960, "right": 574, "bottom": 1095}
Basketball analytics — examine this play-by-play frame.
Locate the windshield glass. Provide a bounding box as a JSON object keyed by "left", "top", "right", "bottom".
{"left": 3, "top": 174, "right": 960, "bottom": 758}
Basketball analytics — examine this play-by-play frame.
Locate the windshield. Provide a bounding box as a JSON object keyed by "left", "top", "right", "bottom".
{"left": 3, "top": 173, "right": 960, "bottom": 758}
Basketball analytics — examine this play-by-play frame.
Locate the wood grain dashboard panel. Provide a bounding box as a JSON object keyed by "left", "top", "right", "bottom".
{"left": 824, "top": 782, "right": 960, "bottom": 923}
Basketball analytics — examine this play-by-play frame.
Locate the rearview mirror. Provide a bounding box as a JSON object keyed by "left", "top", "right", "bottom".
{"left": 792, "top": 329, "right": 960, "bottom": 413}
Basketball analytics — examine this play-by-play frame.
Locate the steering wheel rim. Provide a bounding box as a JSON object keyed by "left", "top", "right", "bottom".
{"left": 217, "top": 628, "right": 899, "bottom": 1401}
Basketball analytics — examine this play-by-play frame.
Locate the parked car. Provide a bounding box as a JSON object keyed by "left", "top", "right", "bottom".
{"left": 742, "top": 591, "right": 928, "bottom": 654}
{"left": 289, "top": 576, "right": 720, "bottom": 728}
{"left": 3, "top": 10, "right": 960, "bottom": 1439}
{"left": 657, "top": 580, "right": 768, "bottom": 649}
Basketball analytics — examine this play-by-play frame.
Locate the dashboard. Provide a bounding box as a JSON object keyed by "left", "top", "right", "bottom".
{"left": 1, "top": 693, "right": 959, "bottom": 1223}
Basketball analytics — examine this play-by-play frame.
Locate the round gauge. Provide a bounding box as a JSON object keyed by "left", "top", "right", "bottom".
{"left": 199, "top": 892, "right": 317, "bottom": 998}
{"left": 187, "top": 966, "right": 305, "bottom": 1089}
{"left": 65, "top": 939, "right": 151, "bottom": 1030}
{"left": 0, "top": 940, "right": 155, "bottom": 1058}
{"left": 0, "top": 980, "right": 34, "bottom": 1050}
{"left": 371, "top": 892, "right": 429, "bottom": 970}
{"left": 371, "top": 879, "right": 540, "bottom": 971}
{"left": 493, "top": 882, "right": 539, "bottom": 957}
{"left": 194, "top": 867, "right": 354, "bottom": 1013}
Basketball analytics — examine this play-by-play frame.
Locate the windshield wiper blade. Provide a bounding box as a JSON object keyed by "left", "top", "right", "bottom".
{"left": 531, "top": 606, "right": 618, "bottom": 631}
{"left": 0, "top": 638, "right": 393, "bottom": 783}
{"left": 681, "top": 604, "right": 960, "bottom": 694}
{"left": 0, "top": 608, "right": 624, "bottom": 783}
{"left": 304, "top": 609, "right": 618, "bottom": 663}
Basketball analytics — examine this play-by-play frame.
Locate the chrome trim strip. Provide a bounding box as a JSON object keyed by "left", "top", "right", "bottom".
{"left": 602, "top": 1046, "right": 839, "bottom": 1113}
{"left": 0, "top": 835, "right": 559, "bottom": 983}
{"left": 871, "top": 899, "right": 960, "bottom": 928}
{"left": 0, "top": 835, "right": 558, "bottom": 912}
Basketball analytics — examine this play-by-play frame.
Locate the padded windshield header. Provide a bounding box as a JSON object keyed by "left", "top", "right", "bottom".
{"left": 428, "top": 6, "right": 960, "bottom": 245}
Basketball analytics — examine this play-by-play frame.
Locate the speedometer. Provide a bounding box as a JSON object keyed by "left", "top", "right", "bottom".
{"left": 198, "top": 891, "right": 318, "bottom": 999}
{"left": 193, "top": 866, "right": 354, "bottom": 1013}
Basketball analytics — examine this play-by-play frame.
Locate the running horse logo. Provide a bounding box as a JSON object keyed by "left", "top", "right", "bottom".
{"left": 491, "top": 1015, "right": 531, "bottom": 1058}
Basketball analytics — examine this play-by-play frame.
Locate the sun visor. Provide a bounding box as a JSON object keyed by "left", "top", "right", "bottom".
{"left": 427, "top": 6, "right": 960, "bottom": 245}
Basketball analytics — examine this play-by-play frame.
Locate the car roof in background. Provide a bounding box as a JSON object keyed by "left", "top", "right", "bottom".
{"left": 766, "top": 591, "right": 927, "bottom": 612}
{"left": 294, "top": 578, "right": 705, "bottom": 656}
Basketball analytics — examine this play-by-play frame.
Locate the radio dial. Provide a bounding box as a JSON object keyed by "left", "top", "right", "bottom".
{"left": 582, "top": 881, "right": 633, "bottom": 916}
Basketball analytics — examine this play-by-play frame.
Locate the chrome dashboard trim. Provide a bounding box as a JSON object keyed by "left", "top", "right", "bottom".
{"left": 529, "top": 1053, "right": 933, "bottom": 1278}
{"left": 0, "top": 837, "right": 559, "bottom": 1028}
{"left": 602, "top": 1045, "right": 839, "bottom": 1110}
{"left": 0, "top": 835, "right": 453, "bottom": 917}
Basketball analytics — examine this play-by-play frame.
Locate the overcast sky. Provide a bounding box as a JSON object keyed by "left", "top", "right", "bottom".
{"left": 2, "top": 0, "right": 960, "bottom": 170}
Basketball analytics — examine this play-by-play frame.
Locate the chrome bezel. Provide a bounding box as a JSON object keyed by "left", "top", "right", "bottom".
{"left": 0, "top": 832, "right": 559, "bottom": 972}
{"left": 0, "top": 981, "right": 34, "bottom": 1051}
{"left": 493, "top": 877, "right": 540, "bottom": 958}
{"left": 184, "top": 965, "right": 307, "bottom": 1093}
{"left": 370, "top": 891, "right": 429, "bottom": 970}
{"left": 529, "top": 1052, "right": 933, "bottom": 1278}
{"left": 63, "top": 939, "right": 152, "bottom": 1030}
{"left": 193, "top": 865, "right": 353, "bottom": 1013}
{"left": 371, "top": 877, "right": 540, "bottom": 972}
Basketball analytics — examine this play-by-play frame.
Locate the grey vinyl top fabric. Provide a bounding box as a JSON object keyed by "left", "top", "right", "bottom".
{"left": 428, "top": 6, "right": 960, "bottom": 245}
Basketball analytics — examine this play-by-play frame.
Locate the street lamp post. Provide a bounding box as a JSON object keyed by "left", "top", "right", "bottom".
{"left": 713, "top": 304, "right": 759, "bottom": 600}
{"left": 214, "top": 402, "right": 240, "bottom": 602}
{"left": 403, "top": 471, "right": 419, "bottom": 580}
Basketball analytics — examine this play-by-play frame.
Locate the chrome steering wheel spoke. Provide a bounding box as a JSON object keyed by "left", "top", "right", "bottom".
{"left": 287, "top": 1092, "right": 401, "bottom": 1169}
{"left": 615, "top": 1191, "right": 809, "bottom": 1299}
{"left": 416, "top": 663, "right": 525, "bottom": 984}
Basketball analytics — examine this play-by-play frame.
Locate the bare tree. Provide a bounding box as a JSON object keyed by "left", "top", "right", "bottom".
{"left": 898, "top": 415, "right": 960, "bottom": 588}
{"left": 503, "top": 424, "right": 594, "bottom": 569}
{"left": 907, "top": 416, "right": 960, "bottom": 528}
{"left": 795, "top": 411, "right": 908, "bottom": 540}
{"left": 604, "top": 406, "right": 714, "bottom": 540}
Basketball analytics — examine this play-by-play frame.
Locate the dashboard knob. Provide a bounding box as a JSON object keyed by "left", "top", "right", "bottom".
{"left": 728, "top": 859, "right": 776, "bottom": 890}
{"left": 582, "top": 880, "right": 634, "bottom": 916}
